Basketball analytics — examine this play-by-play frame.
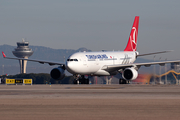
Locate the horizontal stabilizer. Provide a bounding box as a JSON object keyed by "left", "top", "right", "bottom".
{"left": 137, "top": 50, "right": 173, "bottom": 57}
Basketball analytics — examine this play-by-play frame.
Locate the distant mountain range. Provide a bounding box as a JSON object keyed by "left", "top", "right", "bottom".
{"left": 0, "top": 44, "right": 91, "bottom": 65}
{"left": 0, "top": 44, "right": 154, "bottom": 75}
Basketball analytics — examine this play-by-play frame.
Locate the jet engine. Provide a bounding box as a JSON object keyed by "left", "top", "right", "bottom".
{"left": 122, "top": 68, "right": 138, "bottom": 81}
{"left": 50, "top": 67, "right": 65, "bottom": 80}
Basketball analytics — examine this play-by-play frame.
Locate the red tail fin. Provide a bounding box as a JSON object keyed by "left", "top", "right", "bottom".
{"left": 124, "top": 16, "right": 139, "bottom": 51}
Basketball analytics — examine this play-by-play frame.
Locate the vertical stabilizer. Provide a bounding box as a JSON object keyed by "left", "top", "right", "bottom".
{"left": 124, "top": 16, "right": 139, "bottom": 51}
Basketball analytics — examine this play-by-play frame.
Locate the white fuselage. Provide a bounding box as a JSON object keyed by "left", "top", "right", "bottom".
{"left": 66, "top": 51, "right": 138, "bottom": 76}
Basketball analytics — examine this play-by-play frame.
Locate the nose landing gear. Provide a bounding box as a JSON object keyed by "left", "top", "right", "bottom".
{"left": 73, "top": 74, "right": 89, "bottom": 84}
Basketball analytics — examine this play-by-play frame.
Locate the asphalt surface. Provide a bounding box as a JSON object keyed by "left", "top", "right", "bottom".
{"left": 0, "top": 84, "right": 180, "bottom": 120}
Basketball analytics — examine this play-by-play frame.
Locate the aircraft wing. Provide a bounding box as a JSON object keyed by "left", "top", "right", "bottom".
{"left": 2, "top": 52, "right": 65, "bottom": 66}
{"left": 102, "top": 60, "right": 180, "bottom": 71}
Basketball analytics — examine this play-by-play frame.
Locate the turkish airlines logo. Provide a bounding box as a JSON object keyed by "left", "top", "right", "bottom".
{"left": 130, "top": 27, "right": 137, "bottom": 51}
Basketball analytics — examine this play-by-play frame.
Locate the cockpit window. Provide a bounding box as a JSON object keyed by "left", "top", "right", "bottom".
{"left": 67, "top": 59, "right": 78, "bottom": 61}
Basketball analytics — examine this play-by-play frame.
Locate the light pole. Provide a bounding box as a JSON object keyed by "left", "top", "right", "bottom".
{"left": 165, "top": 59, "right": 167, "bottom": 84}
{"left": 153, "top": 55, "right": 156, "bottom": 84}
{"left": 159, "top": 57, "right": 161, "bottom": 84}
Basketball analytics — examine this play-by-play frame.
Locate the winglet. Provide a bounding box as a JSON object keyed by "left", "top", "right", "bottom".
{"left": 2, "top": 52, "right": 6, "bottom": 58}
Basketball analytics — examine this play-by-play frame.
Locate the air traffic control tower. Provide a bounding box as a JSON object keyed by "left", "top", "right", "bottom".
{"left": 12, "top": 39, "right": 33, "bottom": 73}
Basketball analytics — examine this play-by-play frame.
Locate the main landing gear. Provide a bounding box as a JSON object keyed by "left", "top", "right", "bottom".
{"left": 73, "top": 75, "right": 89, "bottom": 84}
{"left": 119, "top": 79, "right": 130, "bottom": 84}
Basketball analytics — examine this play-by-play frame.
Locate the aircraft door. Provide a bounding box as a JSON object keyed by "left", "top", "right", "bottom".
{"left": 112, "top": 55, "right": 119, "bottom": 65}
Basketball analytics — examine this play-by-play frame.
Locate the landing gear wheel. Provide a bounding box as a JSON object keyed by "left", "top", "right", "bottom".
{"left": 84, "top": 78, "right": 89, "bottom": 84}
{"left": 79, "top": 77, "right": 89, "bottom": 84}
{"left": 73, "top": 80, "right": 77, "bottom": 84}
{"left": 73, "top": 75, "right": 89, "bottom": 84}
{"left": 119, "top": 79, "right": 127, "bottom": 84}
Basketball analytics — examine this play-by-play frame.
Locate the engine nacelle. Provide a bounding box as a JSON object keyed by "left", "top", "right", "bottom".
{"left": 50, "top": 67, "right": 65, "bottom": 80}
{"left": 122, "top": 68, "right": 138, "bottom": 81}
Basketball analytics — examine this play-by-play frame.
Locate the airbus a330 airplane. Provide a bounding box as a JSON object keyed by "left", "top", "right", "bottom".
{"left": 2, "top": 16, "right": 180, "bottom": 84}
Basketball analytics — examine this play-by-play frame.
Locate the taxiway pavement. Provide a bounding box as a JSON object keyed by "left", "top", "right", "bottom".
{"left": 0, "top": 84, "right": 180, "bottom": 120}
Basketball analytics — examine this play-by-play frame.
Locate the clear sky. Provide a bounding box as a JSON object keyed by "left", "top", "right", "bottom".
{"left": 0, "top": 0, "right": 180, "bottom": 60}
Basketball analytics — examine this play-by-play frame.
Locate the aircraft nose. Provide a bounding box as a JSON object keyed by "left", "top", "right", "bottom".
{"left": 66, "top": 62, "right": 76, "bottom": 74}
